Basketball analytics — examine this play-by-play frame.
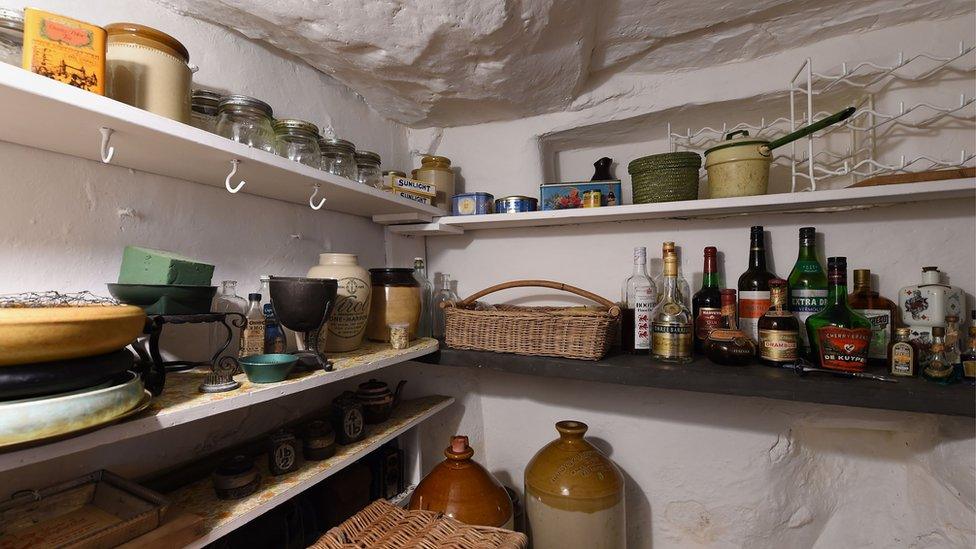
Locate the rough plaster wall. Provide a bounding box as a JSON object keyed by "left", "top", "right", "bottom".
{"left": 0, "top": 0, "right": 415, "bottom": 491}
{"left": 420, "top": 201, "right": 976, "bottom": 548}
{"left": 150, "top": 0, "right": 971, "bottom": 127}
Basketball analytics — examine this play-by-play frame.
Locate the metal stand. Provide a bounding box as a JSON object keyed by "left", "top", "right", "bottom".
{"left": 132, "top": 313, "right": 247, "bottom": 395}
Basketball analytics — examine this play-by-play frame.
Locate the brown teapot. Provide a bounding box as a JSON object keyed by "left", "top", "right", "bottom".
{"left": 355, "top": 378, "right": 406, "bottom": 424}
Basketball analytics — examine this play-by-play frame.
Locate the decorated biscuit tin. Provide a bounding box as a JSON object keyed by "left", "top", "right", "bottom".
{"left": 451, "top": 192, "right": 494, "bottom": 216}
{"left": 494, "top": 196, "right": 538, "bottom": 213}
{"left": 540, "top": 180, "right": 621, "bottom": 210}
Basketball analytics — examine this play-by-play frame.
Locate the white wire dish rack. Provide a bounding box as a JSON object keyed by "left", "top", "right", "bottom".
{"left": 669, "top": 42, "right": 975, "bottom": 192}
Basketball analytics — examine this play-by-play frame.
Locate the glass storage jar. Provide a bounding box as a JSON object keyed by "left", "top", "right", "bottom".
{"left": 190, "top": 89, "right": 220, "bottom": 133}
{"left": 216, "top": 94, "right": 276, "bottom": 152}
{"left": 355, "top": 150, "right": 383, "bottom": 188}
{"left": 273, "top": 118, "right": 321, "bottom": 168}
{"left": 0, "top": 8, "right": 23, "bottom": 67}
{"left": 319, "top": 137, "right": 358, "bottom": 180}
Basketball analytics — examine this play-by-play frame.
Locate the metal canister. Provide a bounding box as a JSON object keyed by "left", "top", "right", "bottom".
{"left": 494, "top": 196, "right": 538, "bottom": 214}
{"left": 451, "top": 192, "right": 494, "bottom": 215}
{"left": 582, "top": 190, "right": 602, "bottom": 208}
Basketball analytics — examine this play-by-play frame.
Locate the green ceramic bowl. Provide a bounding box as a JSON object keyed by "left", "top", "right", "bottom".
{"left": 239, "top": 354, "right": 298, "bottom": 384}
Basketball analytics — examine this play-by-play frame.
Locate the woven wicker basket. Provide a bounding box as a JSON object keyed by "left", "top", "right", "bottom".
{"left": 443, "top": 280, "right": 620, "bottom": 361}
{"left": 628, "top": 152, "right": 702, "bottom": 204}
{"left": 311, "top": 500, "right": 527, "bottom": 549}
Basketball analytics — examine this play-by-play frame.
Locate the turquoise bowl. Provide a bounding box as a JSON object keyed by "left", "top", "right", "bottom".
{"left": 239, "top": 354, "right": 298, "bottom": 384}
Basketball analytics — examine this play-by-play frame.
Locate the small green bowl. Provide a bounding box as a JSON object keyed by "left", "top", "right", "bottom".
{"left": 239, "top": 354, "right": 298, "bottom": 384}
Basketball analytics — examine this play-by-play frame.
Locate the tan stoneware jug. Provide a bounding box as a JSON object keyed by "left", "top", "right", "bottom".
{"left": 524, "top": 420, "right": 626, "bottom": 549}
{"left": 408, "top": 435, "right": 514, "bottom": 529}
{"left": 307, "top": 253, "right": 371, "bottom": 352}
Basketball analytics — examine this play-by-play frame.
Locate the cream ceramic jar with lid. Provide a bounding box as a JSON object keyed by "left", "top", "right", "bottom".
{"left": 308, "top": 253, "right": 371, "bottom": 352}
{"left": 105, "top": 22, "right": 192, "bottom": 123}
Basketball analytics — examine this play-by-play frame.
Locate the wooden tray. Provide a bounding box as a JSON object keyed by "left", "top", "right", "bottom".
{"left": 0, "top": 470, "right": 168, "bottom": 549}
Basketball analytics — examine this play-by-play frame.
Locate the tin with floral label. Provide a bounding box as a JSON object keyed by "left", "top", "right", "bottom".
{"left": 494, "top": 195, "right": 538, "bottom": 213}
{"left": 451, "top": 192, "right": 494, "bottom": 216}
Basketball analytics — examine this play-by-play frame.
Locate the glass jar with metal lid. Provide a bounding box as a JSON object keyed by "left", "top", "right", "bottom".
{"left": 0, "top": 8, "right": 23, "bottom": 67}
{"left": 216, "top": 95, "right": 276, "bottom": 152}
{"left": 355, "top": 150, "right": 382, "bottom": 188}
{"left": 105, "top": 23, "right": 193, "bottom": 123}
{"left": 274, "top": 119, "right": 321, "bottom": 168}
{"left": 320, "top": 137, "right": 358, "bottom": 180}
{"left": 190, "top": 89, "right": 221, "bottom": 133}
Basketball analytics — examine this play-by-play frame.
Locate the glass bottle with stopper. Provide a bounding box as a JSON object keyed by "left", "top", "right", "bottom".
{"left": 621, "top": 246, "right": 655, "bottom": 354}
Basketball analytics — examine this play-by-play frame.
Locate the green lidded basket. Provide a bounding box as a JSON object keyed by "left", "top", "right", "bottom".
{"left": 628, "top": 152, "right": 702, "bottom": 204}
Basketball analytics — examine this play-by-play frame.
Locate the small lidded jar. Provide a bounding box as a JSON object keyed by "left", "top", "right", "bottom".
{"left": 216, "top": 94, "right": 276, "bottom": 152}
{"left": 355, "top": 150, "right": 383, "bottom": 188}
{"left": 319, "top": 137, "right": 358, "bottom": 180}
{"left": 0, "top": 8, "right": 23, "bottom": 67}
{"left": 190, "top": 89, "right": 221, "bottom": 133}
{"left": 415, "top": 155, "right": 455, "bottom": 206}
{"left": 273, "top": 118, "right": 321, "bottom": 168}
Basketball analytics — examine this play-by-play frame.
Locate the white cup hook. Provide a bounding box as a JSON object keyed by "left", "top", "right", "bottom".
{"left": 309, "top": 184, "right": 326, "bottom": 210}
{"left": 225, "top": 159, "right": 246, "bottom": 193}
{"left": 99, "top": 127, "right": 115, "bottom": 164}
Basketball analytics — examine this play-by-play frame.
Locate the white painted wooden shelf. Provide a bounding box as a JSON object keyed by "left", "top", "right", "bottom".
{"left": 0, "top": 339, "right": 438, "bottom": 473}
{"left": 175, "top": 395, "right": 454, "bottom": 548}
{"left": 388, "top": 179, "right": 975, "bottom": 235}
{"left": 0, "top": 64, "right": 444, "bottom": 219}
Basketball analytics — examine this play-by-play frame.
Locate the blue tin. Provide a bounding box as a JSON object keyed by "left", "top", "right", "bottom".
{"left": 493, "top": 195, "right": 538, "bottom": 214}
{"left": 539, "top": 180, "right": 621, "bottom": 210}
{"left": 451, "top": 192, "right": 494, "bottom": 215}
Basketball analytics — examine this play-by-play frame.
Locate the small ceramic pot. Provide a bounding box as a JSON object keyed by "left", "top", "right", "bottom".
{"left": 355, "top": 379, "right": 406, "bottom": 424}
{"left": 303, "top": 419, "right": 336, "bottom": 461}
{"left": 240, "top": 353, "right": 298, "bottom": 383}
{"left": 213, "top": 454, "right": 260, "bottom": 500}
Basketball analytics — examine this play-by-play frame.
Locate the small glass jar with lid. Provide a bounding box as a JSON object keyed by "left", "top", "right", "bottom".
{"left": 190, "top": 89, "right": 221, "bottom": 133}
{"left": 355, "top": 150, "right": 383, "bottom": 188}
{"left": 319, "top": 137, "right": 358, "bottom": 180}
{"left": 274, "top": 119, "right": 321, "bottom": 168}
{"left": 0, "top": 8, "right": 23, "bottom": 67}
{"left": 216, "top": 95, "right": 276, "bottom": 152}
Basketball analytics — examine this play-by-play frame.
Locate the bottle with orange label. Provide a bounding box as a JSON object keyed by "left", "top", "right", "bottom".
{"left": 737, "top": 226, "right": 776, "bottom": 344}
{"left": 758, "top": 279, "right": 800, "bottom": 366}
{"left": 806, "top": 257, "right": 872, "bottom": 372}
{"left": 22, "top": 8, "right": 106, "bottom": 94}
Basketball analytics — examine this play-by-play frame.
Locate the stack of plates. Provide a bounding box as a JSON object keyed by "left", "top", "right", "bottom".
{"left": 0, "top": 304, "right": 150, "bottom": 450}
{"left": 628, "top": 152, "right": 702, "bottom": 204}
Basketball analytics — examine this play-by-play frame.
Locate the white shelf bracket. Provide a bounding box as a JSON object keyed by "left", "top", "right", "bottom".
{"left": 309, "top": 184, "right": 326, "bottom": 210}
{"left": 98, "top": 127, "right": 115, "bottom": 164}
{"left": 224, "top": 159, "right": 246, "bottom": 193}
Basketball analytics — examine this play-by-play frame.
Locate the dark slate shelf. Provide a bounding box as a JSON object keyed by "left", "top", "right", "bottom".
{"left": 423, "top": 348, "right": 975, "bottom": 417}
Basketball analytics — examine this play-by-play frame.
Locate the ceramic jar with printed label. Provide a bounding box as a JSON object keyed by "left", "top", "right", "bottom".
{"left": 898, "top": 266, "right": 965, "bottom": 347}
{"left": 524, "top": 421, "right": 625, "bottom": 549}
{"left": 308, "top": 253, "right": 371, "bottom": 352}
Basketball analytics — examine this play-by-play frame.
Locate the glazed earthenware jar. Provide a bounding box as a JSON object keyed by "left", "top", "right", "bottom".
{"left": 408, "top": 436, "right": 514, "bottom": 529}
{"left": 308, "top": 253, "right": 371, "bottom": 352}
{"left": 355, "top": 379, "right": 406, "bottom": 424}
{"left": 366, "top": 268, "right": 421, "bottom": 342}
{"left": 524, "top": 421, "right": 625, "bottom": 549}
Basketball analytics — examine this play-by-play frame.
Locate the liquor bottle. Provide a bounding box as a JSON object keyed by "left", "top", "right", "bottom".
{"left": 961, "top": 311, "right": 976, "bottom": 385}
{"left": 413, "top": 258, "right": 434, "bottom": 338}
{"left": 653, "top": 242, "right": 690, "bottom": 309}
{"left": 848, "top": 269, "right": 900, "bottom": 367}
{"left": 258, "top": 275, "right": 287, "bottom": 353}
{"left": 703, "top": 288, "right": 755, "bottom": 365}
{"left": 691, "top": 246, "right": 722, "bottom": 353}
{"left": 240, "top": 293, "right": 266, "bottom": 358}
{"left": 787, "top": 227, "right": 827, "bottom": 355}
{"left": 737, "top": 226, "right": 776, "bottom": 343}
{"left": 806, "top": 257, "right": 872, "bottom": 372}
{"left": 758, "top": 279, "right": 799, "bottom": 366}
{"left": 621, "top": 246, "right": 655, "bottom": 354}
{"left": 651, "top": 253, "right": 692, "bottom": 364}
{"left": 922, "top": 326, "right": 959, "bottom": 384}
{"left": 888, "top": 327, "right": 920, "bottom": 377}
{"left": 944, "top": 314, "right": 962, "bottom": 367}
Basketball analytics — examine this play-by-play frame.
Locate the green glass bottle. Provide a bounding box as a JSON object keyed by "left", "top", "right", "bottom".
{"left": 806, "top": 257, "right": 872, "bottom": 372}
{"left": 788, "top": 227, "right": 827, "bottom": 356}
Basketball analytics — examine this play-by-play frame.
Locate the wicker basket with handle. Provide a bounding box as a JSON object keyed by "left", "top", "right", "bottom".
{"left": 442, "top": 280, "right": 620, "bottom": 361}
{"left": 311, "top": 499, "right": 527, "bottom": 549}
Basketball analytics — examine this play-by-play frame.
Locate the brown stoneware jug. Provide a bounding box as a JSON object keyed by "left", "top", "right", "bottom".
{"left": 524, "top": 420, "right": 625, "bottom": 548}
{"left": 408, "top": 435, "right": 514, "bottom": 529}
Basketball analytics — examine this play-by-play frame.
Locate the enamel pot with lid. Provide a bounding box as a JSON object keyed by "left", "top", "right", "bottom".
{"left": 704, "top": 107, "right": 855, "bottom": 199}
